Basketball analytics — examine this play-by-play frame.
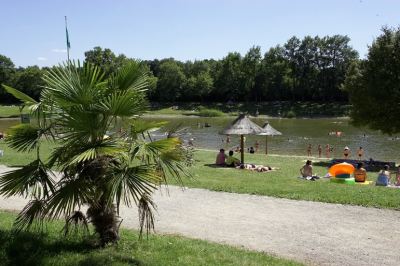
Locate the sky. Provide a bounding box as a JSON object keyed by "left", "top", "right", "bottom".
{"left": 1, "top": 0, "right": 399, "bottom": 67}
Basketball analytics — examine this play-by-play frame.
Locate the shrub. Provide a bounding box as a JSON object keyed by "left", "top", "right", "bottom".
{"left": 284, "top": 110, "right": 296, "bottom": 118}
{"left": 197, "top": 107, "right": 225, "bottom": 117}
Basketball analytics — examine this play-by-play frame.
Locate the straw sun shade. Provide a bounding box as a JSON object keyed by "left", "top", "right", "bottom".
{"left": 221, "top": 114, "right": 265, "bottom": 164}
{"left": 258, "top": 122, "right": 282, "bottom": 155}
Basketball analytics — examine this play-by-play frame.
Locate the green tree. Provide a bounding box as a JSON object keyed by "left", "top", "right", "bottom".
{"left": 14, "top": 66, "right": 45, "bottom": 101}
{"left": 0, "top": 54, "right": 16, "bottom": 103}
{"left": 84, "top": 47, "right": 128, "bottom": 77}
{"left": 214, "top": 52, "right": 243, "bottom": 101}
{"left": 156, "top": 60, "right": 186, "bottom": 101}
{"left": 242, "top": 46, "right": 262, "bottom": 101}
{"left": 259, "top": 46, "right": 292, "bottom": 100}
{"left": 0, "top": 61, "right": 189, "bottom": 246}
{"left": 344, "top": 27, "right": 400, "bottom": 134}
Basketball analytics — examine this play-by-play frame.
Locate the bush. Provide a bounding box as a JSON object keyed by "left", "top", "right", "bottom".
{"left": 284, "top": 110, "right": 296, "bottom": 118}
{"left": 197, "top": 107, "right": 225, "bottom": 117}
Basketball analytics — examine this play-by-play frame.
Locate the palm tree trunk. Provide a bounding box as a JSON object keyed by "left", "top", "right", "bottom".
{"left": 87, "top": 200, "right": 120, "bottom": 246}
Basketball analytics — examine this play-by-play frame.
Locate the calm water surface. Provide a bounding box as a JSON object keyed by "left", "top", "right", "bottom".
{"left": 1, "top": 117, "right": 400, "bottom": 162}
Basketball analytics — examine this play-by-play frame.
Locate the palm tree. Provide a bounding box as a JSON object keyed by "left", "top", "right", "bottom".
{"left": 0, "top": 61, "right": 190, "bottom": 246}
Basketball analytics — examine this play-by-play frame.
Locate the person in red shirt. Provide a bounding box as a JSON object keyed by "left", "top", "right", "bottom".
{"left": 215, "top": 149, "right": 226, "bottom": 165}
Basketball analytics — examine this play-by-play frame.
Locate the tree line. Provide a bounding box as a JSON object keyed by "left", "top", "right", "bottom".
{"left": 1, "top": 35, "right": 359, "bottom": 104}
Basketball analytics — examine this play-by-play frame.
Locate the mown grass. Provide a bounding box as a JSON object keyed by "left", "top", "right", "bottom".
{"left": 1, "top": 141, "right": 399, "bottom": 209}
{"left": 0, "top": 211, "right": 300, "bottom": 266}
{"left": 173, "top": 150, "right": 400, "bottom": 209}
{"left": 0, "top": 105, "right": 27, "bottom": 118}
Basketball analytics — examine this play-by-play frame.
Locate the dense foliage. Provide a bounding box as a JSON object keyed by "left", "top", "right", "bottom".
{"left": 344, "top": 27, "right": 400, "bottom": 134}
{"left": 0, "top": 61, "right": 190, "bottom": 246}
{"left": 1, "top": 35, "right": 358, "bottom": 104}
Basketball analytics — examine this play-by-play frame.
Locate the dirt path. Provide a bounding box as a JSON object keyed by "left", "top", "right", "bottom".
{"left": 0, "top": 165, "right": 399, "bottom": 266}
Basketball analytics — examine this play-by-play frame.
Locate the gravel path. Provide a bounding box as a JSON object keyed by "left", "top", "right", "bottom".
{"left": 1, "top": 165, "right": 399, "bottom": 266}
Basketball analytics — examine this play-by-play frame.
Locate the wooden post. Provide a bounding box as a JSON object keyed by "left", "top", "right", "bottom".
{"left": 265, "top": 135, "right": 268, "bottom": 155}
{"left": 240, "top": 135, "right": 244, "bottom": 164}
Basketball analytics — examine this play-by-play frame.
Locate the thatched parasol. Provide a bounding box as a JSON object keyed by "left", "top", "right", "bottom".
{"left": 258, "top": 121, "right": 282, "bottom": 155}
{"left": 221, "top": 114, "right": 265, "bottom": 164}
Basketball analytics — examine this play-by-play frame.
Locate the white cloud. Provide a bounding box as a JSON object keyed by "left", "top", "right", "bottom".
{"left": 51, "top": 48, "right": 67, "bottom": 53}
{"left": 37, "top": 57, "right": 47, "bottom": 61}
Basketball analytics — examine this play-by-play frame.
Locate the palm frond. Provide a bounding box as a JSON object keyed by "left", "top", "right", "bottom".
{"left": 42, "top": 61, "right": 105, "bottom": 107}
{"left": 108, "top": 61, "right": 149, "bottom": 92}
{"left": 1, "top": 84, "right": 38, "bottom": 106}
{"left": 105, "top": 165, "right": 158, "bottom": 213}
{"left": 66, "top": 140, "right": 123, "bottom": 166}
{"left": 46, "top": 178, "right": 94, "bottom": 218}
{"left": 130, "top": 120, "right": 169, "bottom": 136}
{"left": 13, "top": 199, "right": 47, "bottom": 232}
{"left": 62, "top": 210, "right": 89, "bottom": 236}
{"left": 6, "top": 124, "right": 39, "bottom": 152}
{"left": 138, "top": 194, "right": 156, "bottom": 239}
{"left": 97, "top": 90, "right": 147, "bottom": 117}
{"left": 130, "top": 138, "right": 190, "bottom": 185}
{"left": 0, "top": 159, "right": 55, "bottom": 198}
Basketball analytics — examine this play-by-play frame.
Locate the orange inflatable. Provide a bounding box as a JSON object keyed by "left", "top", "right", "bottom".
{"left": 329, "top": 162, "right": 355, "bottom": 177}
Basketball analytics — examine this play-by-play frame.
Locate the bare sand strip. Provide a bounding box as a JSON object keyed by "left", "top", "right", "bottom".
{"left": 0, "top": 165, "right": 399, "bottom": 266}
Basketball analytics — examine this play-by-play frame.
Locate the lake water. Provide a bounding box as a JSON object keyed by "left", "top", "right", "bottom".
{"left": 1, "top": 117, "right": 400, "bottom": 162}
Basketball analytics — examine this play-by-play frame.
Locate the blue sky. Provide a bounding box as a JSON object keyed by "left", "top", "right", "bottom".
{"left": 1, "top": 0, "right": 399, "bottom": 67}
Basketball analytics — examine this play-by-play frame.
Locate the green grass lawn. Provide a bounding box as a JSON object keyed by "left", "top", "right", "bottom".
{"left": 0, "top": 105, "right": 27, "bottom": 118}
{"left": 173, "top": 150, "right": 400, "bottom": 209}
{"left": 0, "top": 211, "right": 300, "bottom": 266}
{"left": 1, "top": 141, "right": 399, "bottom": 209}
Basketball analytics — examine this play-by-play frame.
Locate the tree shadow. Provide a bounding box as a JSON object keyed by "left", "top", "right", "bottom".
{"left": 0, "top": 230, "right": 142, "bottom": 266}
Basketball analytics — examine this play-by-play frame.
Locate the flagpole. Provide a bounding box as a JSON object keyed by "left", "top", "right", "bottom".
{"left": 65, "top": 16, "right": 70, "bottom": 62}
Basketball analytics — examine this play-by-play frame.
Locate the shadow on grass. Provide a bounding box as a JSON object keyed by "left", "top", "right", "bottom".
{"left": 313, "top": 161, "right": 332, "bottom": 168}
{"left": 203, "top": 163, "right": 227, "bottom": 168}
{"left": 0, "top": 230, "right": 142, "bottom": 266}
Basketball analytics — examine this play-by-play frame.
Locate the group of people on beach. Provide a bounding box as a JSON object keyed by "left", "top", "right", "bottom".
{"left": 307, "top": 144, "right": 333, "bottom": 158}
{"left": 351, "top": 163, "right": 400, "bottom": 186}
{"left": 222, "top": 135, "right": 260, "bottom": 153}
{"left": 215, "top": 149, "right": 272, "bottom": 172}
{"left": 306, "top": 144, "right": 365, "bottom": 160}
{"left": 300, "top": 160, "right": 400, "bottom": 187}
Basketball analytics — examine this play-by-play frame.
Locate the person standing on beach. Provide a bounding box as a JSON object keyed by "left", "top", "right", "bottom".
{"left": 343, "top": 146, "right": 350, "bottom": 159}
{"left": 318, "top": 145, "right": 322, "bottom": 157}
{"left": 255, "top": 140, "right": 260, "bottom": 152}
{"left": 357, "top": 147, "right": 364, "bottom": 160}
{"left": 325, "top": 144, "right": 331, "bottom": 158}
{"left": 307, "top": 144, "right": 312, "bottom": 156}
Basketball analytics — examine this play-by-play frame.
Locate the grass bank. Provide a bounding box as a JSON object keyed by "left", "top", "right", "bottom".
{"left": 0, "top": 211, "right": 300, "bottom": 266}
{"left": 149, "top": 101, "right": 351, "bottom": 118}
{"left": 1, "top": 142, "right": 399, "bottom": 209}
{"left": 0, "top": 105, "right": 27, "bottom": 118}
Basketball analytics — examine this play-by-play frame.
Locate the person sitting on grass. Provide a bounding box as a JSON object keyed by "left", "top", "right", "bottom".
{"left": 376, "top": 165, "right": 391, "bottom": 186}
{"left": 354, "top": 162, "right": 367, "bottom": 182}
{"left": 226, "top": 150, "right": 240, "bottom": 167}
{"left": 300, "top": 160, "right": 319, "bottom": 180}
{"left": 395, "top": 166, "right": 400, "bottom": 186}
{"left": 249, "top": 147, "right": 255, "bottom": 154}
{"left": 215, "top": 149, "right": 226, "bottom": 166}
{"left": 238, "top": 163, "right": 273, "bottom": 172}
